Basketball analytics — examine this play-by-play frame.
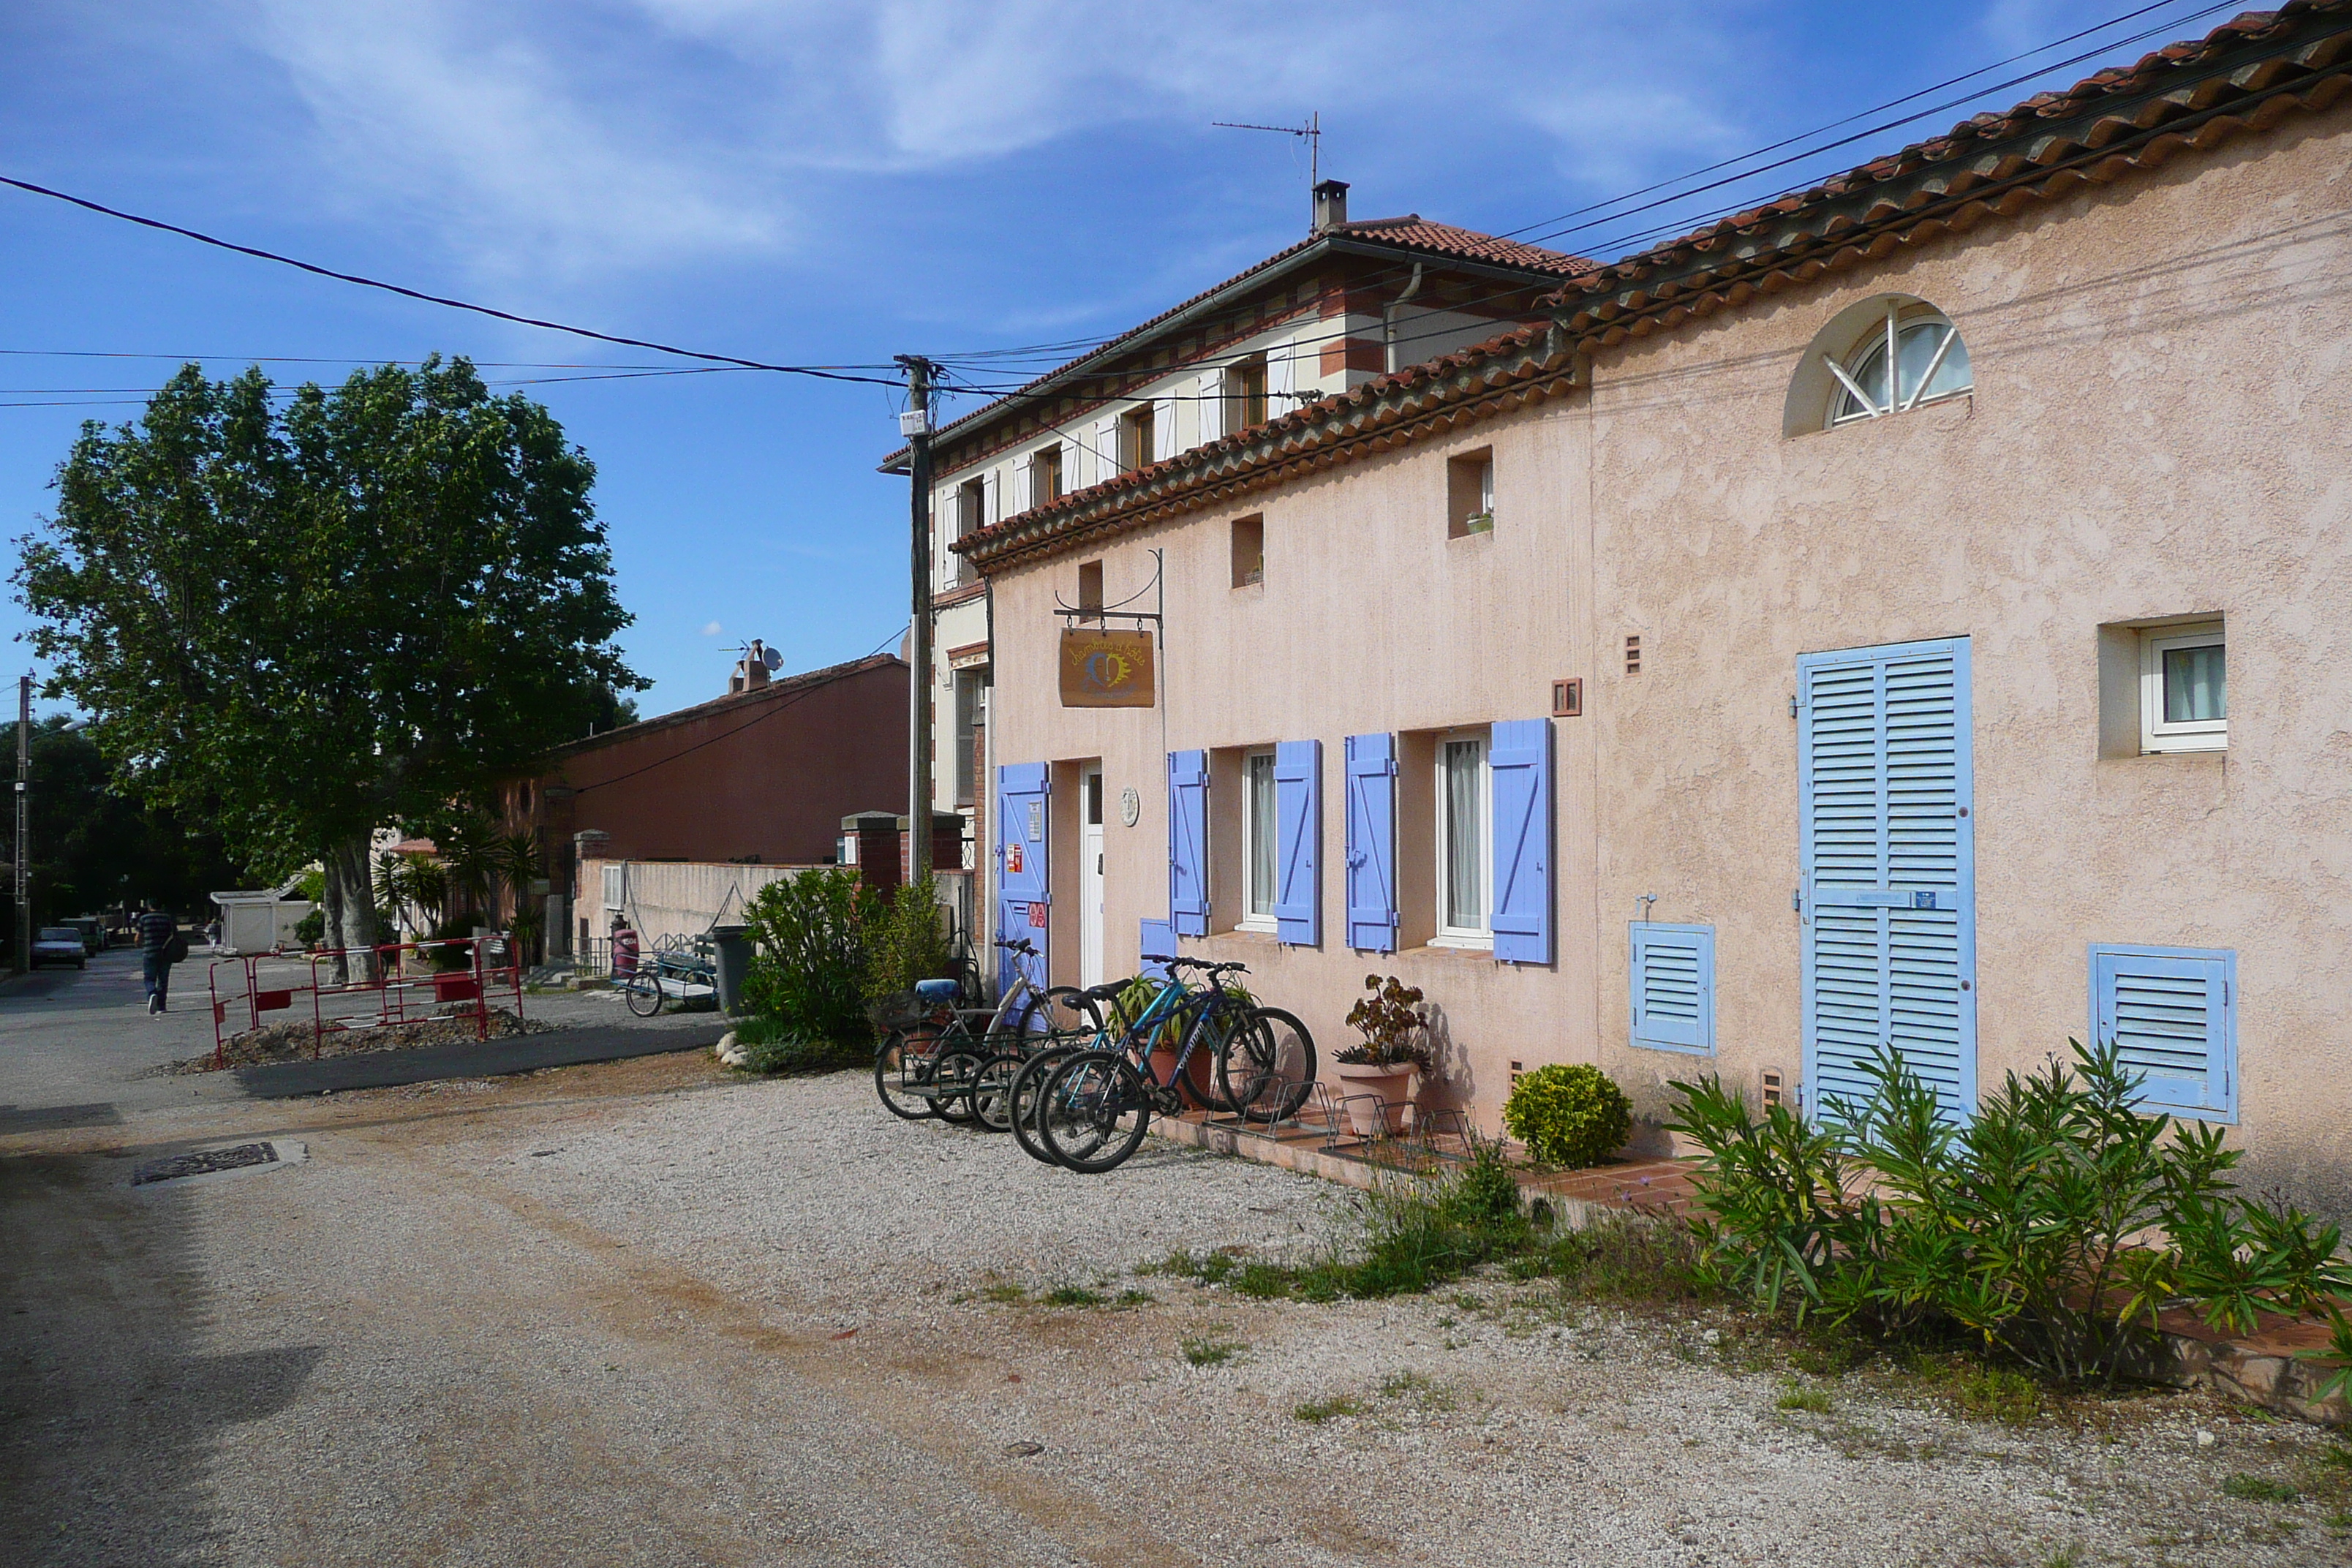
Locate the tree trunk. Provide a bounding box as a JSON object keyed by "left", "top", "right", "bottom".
{"left": 320, "top": 853, "right": 350, "bottom": 986}
{"left": 323, "top": 835, "right": 378, "bottom": 984}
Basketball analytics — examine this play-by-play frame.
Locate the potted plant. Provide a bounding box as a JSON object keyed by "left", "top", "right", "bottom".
{"left": 1332, "top": 974, "right": 1431, "bottom": 1135}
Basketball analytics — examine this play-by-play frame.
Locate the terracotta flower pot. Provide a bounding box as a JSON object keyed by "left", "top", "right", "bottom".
{"left": 1331, "top": 1059, "right": 1416, "bottom": 1135}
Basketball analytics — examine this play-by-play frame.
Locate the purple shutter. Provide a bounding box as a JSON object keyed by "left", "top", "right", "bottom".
{"left": 1490, "top": 718, "right": 1552, "bottom": 965}
{"left": 1344, "top": 733, "right": 1398, "bottom": 953}
{"left": 1168, "top": 749, "right": 1210, "bottom": 937}
{"left": 995, "top": 762, "right": 1050, "bottom": 993}
{"left": 1273, "top": 739, "right": 1321, "bottom": 946}
{"left": 1139, "top": 919, "right": 1175, "bottom": 979}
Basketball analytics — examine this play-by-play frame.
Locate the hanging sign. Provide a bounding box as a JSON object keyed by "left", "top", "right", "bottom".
{"left": 1059, "top": 628, "right": 1156, "bottom": 709}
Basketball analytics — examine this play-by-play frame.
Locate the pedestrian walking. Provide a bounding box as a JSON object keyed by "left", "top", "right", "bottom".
{"left": 137, "top": 906, "right": 185, "bottom": 1014}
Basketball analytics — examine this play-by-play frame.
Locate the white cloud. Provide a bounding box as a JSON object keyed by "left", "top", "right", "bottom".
{"left": 701, "top": 620, "right": 723, "bottom": 636}
{"left": 217, "top": 0, "right": 1757, "bottom": 280}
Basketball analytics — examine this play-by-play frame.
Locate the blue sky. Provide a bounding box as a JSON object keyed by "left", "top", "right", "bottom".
{"left": 0, "top": 0, "right": 2237, "bottom": 719}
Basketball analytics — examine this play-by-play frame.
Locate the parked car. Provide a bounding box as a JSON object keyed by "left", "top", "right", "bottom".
{"left": 31, "top": 927, "right": 87, "bottom": 970}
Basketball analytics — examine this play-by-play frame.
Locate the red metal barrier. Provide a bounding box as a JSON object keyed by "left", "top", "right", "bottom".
{"left": 208, "top": 936, "right": 525, "bottom": 1066}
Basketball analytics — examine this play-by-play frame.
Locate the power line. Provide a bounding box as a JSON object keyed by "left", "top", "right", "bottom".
{"left": 0, "top": 173, "right": 906, "bottom": 386}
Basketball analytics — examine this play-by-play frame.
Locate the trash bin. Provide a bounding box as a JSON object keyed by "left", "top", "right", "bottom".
{"left": 710, "top": 924, "right": 753, "bottom": 1015}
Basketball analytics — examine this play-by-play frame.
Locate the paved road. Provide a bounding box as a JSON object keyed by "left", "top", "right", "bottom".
{"left": 0, "top": 946, "right": 249, "bottom": 1126}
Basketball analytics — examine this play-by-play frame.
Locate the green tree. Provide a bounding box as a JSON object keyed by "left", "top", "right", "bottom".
{"left": 15, "top": 358, "right": 642, "bottom": 975}
{"left": 25, "top": 715, "right": 248, "bottom": 921}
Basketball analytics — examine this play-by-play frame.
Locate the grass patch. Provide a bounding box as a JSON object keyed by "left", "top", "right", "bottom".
{"left": 1041, "top": 1284, "right": 1105, "bottom": 1308}
{"left": 1775, "top": 1379, "right": 1833, "bottom": 1414}
{"left": 1180, "top": 1335, "right": 1243, "bottom": 1367}
{"left": 2224, "top": 1474, "right": 2301, "bottom": 1504}
{"left": 1955, "top": 1365, "right": 2043, "bottom": 1428}
{"left": 1378, "top": 1370, "right": 1456, "bottom": 1410}
{"left": 1292, "top": 1395, "right": 1363, "bottom": 1424}
{"left": 1147, "top": 1248, "right": 1240, "bottom": 1285}
{"left": 1113, "top": 1288, "right": 1154, "bottom": 1308}
{"left": 2324, "top": 1509, "right": 2352, "bottom": 1530}
{"left": 976, "top": 1281, "right": 1028, "bottom": 1304}
{"left": 1235, "top": 1262, "right": 1293, "bottom": 1300}
{"left": 728, "top": 1014, "right": 868, "bottom": 1074}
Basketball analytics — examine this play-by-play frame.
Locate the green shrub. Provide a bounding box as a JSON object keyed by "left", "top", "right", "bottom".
{"left": 293, "top": 908, "right": 325, "bottom": 946}
{"left": 740, "top": 869, "right": 881, "bottom": 1046}
{"left": 1502, "top": 1063, "right": 1632, "bottom": 1168}
{"left": 1668, "top": 1039, "right": 2352, "bottom": 1385}
{"left": 734, "top": 1021, "right": 866, "bottom": 1076}
{"left": 863, "top": 875, "right": 955, "bottom": 1004}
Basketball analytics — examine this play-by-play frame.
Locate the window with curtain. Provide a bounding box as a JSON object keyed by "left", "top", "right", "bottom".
{"left": 1828, "top": 302, "right": 1972, "bottom": 426}
{"left": 1437, "top": 733, "right": 1489, "bottom": 942}
{"left": 1243, "top": 750, "right": 1278, "bottom": 928}
{"left": 2140, "top": 622, "right": 2225, "bottom": 753}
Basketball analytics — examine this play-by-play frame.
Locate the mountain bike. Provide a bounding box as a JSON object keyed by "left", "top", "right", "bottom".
{"left": 1006, "top": 962, "right": 1201, "bottom": 1166}
{"left": 1037, "top": 960, "right": 1315, "bottom": 1173}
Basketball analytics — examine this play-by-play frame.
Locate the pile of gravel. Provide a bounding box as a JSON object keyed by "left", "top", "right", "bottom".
{"left": 162, "top": 1006, "right": 551, "bottom": 1074}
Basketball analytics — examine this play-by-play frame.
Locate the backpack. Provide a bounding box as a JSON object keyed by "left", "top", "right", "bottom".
{"left": 165, "top": 931, "right": 189, "bottom": 964}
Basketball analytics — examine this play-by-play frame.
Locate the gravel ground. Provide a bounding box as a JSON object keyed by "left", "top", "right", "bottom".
{"left": 3, "top": 1055, "right": 2345, "bottom": 1567}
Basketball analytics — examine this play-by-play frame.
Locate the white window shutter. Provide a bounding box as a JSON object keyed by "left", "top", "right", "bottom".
{"left": 1010, "top": 457, "right": 1030, "bottom": 515}
{"left": 1094, "top": 415, "right": 1120, "bottom": 478}
{"left": 982, "top": 469, "right": 999, "bottom": 524}
{"left": 1153, "top": 396, "right": 1177, "bottom": 463}
{"left": 1267, "top": 339, "right": 1295, "bottom": 407}
{"left": 1199, "top": 368, "right": 1225, "bottom": 442}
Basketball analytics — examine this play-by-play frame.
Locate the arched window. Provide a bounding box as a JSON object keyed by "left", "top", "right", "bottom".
{"left": 1824, "top": 300, "right": 1971, "bottom": 426}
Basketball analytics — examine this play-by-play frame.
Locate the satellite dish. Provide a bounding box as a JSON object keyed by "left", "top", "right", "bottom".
{"left": 762, "top": 646, "right": 783, "bottom": 672}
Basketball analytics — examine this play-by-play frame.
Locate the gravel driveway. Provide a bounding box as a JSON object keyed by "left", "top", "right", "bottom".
{"left": 2, "top": 1052, "right": 2343, "bottom": 1567}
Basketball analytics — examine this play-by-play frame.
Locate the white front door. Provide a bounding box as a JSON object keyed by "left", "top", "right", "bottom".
{"left": 1080, "top": 766, "right": 1106, "bottom": 990}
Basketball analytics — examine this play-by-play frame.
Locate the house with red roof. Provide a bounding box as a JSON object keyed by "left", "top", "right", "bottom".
{"left": 949, "top": 3, "right": 2352, "bottom": 1213}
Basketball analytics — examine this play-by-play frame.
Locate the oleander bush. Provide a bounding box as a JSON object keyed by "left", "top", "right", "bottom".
{"left": 1502, "top": 1063, "right": 1632, "bottom": 1169}
{"left": 1669, "top": 1039, "right": 2352, "bottom": 1384}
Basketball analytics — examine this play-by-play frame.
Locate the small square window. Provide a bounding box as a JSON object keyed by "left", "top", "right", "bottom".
{"left": 1076, "top": 560, "right": 1104, "bottom": 614}
{"left": 1120, "top": 405, "right": 1155, "bottom": 474}
{"left": 1447, "top": 450, "right": 1494, "bottom": 538}
{"left": 2140, "top": 622, "right": 2224, "bottom": 753}
{"left": 1231, "top": 515, "right": 1264, "bottom": 588}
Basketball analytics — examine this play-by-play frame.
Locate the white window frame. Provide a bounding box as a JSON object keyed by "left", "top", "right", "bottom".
{"left": 1239, "top": 748, "right": 1278, "bottom": 932}
{"left": 2140, "top": 621, "right": 2226, "bottom": 753}
{"left": 1824, "top": 301, "right": 1971, "bottom": 427}
{"left": 1433, "top": 729, "right": 1492, "bottom": 949}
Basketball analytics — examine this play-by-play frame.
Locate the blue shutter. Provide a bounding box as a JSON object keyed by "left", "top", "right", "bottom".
{"left": 1798, "top": 638, "right": 1975, "bottom": 1124}
{"left": 1273, "top": 739, "right": 1321, "bottom": 946}
{"left": 1139, "top": 919, "right": 1175, "bottom": 980}
{"left": 1631, "top": 922, "right": 1714, "bottom": 1053}
{"left": 995, "top": 763, "right": 1050, "bottom": 994}
{"left": 1489, "top": 718, "right": 1553, "bottom": 965}
{"left": 1344, "top": 734, "right": 1398, "bottom": 953}
{"left": 1168, "top": 749, "right": 1209, "bottom": 938}
{"left": 2090, "top": 945, "right": 2236, "bottom": 1121}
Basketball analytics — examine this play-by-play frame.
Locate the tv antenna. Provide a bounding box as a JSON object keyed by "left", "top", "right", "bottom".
{"left": 1213, "top": 113, "right": 1321, "bottom": 186}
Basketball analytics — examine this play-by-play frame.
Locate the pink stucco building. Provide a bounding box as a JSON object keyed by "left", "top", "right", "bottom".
{"left": 956, "top": 7, "right": 2352, "bottom": 1213}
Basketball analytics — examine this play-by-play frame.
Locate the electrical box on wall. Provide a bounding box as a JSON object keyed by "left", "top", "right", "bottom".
{"left": 1760, "top": 1066, "right": 1788, "bottom": 1110}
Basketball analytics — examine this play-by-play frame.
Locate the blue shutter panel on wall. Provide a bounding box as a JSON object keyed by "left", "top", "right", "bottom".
{"left": 1489, "top": 718, "right": 1553, "bottom": 965}
{"left": 995, "top": 763, "right": 1050, "bottom": 995}
{"left": 1273, "top": 739, "right": 1322, "bottom": 946}
{"left": 1344, "top": 734, "right": 1398, "bottom": 953}
{"left": 1631, "top": 923, "right": 1714, "bottom": 1053}
{"left": 2090, "top": 945, "right": 2236, "bottom": 1120}
{"left": 1168, "top": 749, "right": 1210, "bottom": 938}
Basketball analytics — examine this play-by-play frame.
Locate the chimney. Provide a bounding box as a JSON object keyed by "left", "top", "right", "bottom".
{"left": 728, "top": 638, "right": 774, "bottom": 695}
{"left": 1312, "top": 178, "right": 1349, "bottom": 233}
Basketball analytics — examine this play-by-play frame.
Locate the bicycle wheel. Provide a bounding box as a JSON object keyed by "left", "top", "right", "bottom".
{"left": 932, "top": 1049, "right": 985, "bottom": 1124}
{"left": 969, "top": 1052, "right": 1020, "bottom": 1133}
{"left": 1039, "top": 1050, "right": 1153, "bottom": 1174}
{"left": 1218, "top": 1006, "right": 1318, "bottom": 1123}
{"left": 873, "top": 1033, "right": 939, "bottom": 1120}
{"left": 1007, "top": 1046, "right": 1078, "bottom": 1166}
{"left": 624, "top": 973, "right": 663, "bottom": 1017}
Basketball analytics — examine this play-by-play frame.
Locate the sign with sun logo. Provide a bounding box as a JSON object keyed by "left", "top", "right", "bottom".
{"left": 1058, "top": 628, "right": 1156, "bottom": 708}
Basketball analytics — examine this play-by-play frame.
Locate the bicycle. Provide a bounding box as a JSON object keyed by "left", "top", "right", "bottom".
{"left": 873, "top": 938, "right": 1101, "bottom": 1125}
{"left": 1006, "top": 963, "right": 1201, "bottom": 1166}
{"left": 1037, "top": 959, "right": 1316, "bottom": 1173}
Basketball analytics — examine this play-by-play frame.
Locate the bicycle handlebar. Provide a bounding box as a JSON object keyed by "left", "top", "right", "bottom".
{"left": 994, "top": 937, "right": 1039, "bottom": 957}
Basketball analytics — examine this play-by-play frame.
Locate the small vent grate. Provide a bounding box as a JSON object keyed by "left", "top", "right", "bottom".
{"left": 1624, "top": 635, "right": 1643, "bottom": 675}
{"left": 134, "top": 1143, "right": 277, "bottom": 1186}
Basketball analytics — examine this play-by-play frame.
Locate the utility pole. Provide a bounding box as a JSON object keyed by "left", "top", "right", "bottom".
{"left": 14, "top": 674, "right": 29, "bottom": 976}
{"left": 896, "top": 355, "right": 935, "bottom": 890}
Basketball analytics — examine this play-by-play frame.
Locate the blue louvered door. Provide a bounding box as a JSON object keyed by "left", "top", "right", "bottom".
{"left": 997, "top": 763, "right": 1051, "bottom": 995}
{"left": 1798, "top": 638, "right": 1975, "bottom": 1122}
